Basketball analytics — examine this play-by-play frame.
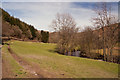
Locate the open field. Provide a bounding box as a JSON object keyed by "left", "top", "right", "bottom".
{"left": 2, "top": 40, "right": 118, "bottom": 78}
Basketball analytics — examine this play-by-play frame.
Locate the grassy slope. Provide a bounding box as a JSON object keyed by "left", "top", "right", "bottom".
{"left": 9, "top": 40, "right": 118, "bottom": 78}
{"left": 2, "top": 44, "right": 28, "bottom": 78}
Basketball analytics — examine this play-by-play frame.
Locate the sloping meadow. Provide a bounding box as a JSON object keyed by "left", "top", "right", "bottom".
{"left": 3, "top": 40, "right": 118, "bottom": 78}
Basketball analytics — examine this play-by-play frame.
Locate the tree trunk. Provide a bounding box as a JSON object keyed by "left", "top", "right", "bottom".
{"left": 107, "top": 48, "right": 110, "bottom": 62}
{"left": 103, "top": 29, "right": 106, "bottom": 61}
{"left": 110, "top": 48, "right": 113, "bottom": 62}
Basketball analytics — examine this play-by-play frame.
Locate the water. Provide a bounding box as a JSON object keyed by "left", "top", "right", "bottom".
{"left": 65, "top": 51, "right": 81, "bottom": 57}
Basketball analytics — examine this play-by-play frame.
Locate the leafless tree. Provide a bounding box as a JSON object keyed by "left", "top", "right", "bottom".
{"left": 49, "top": 32, "right": 59, "bottom": 43}
{"left": 50, "top": 13, "right": 79, "bottom": 54}
{"left": 92, "top": 2, "right": 118, "bottom": 61}
{"left": 79, "top": 26, "right": 98, "bottom": 58}
{"left": 12, "top": 25, "right": 22, "bottom": 38}
{"left": 105, "top": 24, "right": 119, "bottom": 62}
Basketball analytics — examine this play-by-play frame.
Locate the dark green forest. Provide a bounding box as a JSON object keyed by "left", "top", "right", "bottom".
{"left": 41, "top": 30, "right": 49, "bottom": 43}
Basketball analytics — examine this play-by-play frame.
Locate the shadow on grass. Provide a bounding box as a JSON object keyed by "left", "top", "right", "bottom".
{"left": 47, "top": 48, "right": 65, "bottom": 56}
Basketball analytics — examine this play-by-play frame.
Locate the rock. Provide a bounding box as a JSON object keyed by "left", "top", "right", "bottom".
{"left": 20, "top": 69, "right": 22, "bottom": 71}
{"left": 24, "top": 72, "right": 27, "bottom": 74}
{"left": 35, "top": 74, "right": 37, "bottom": 76}
{"left": 61, "top": 73, "right": 64, "bottom": 75}
{"left": 15, "top": 75, "right": 18, "bottom": 77}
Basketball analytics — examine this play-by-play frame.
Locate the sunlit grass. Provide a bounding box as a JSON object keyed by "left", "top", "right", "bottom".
{"left": 2, "top": 44, "right": 28, "bottom": 78}
{"left": 8, "top": 40, "right": 119, "bottom": 78}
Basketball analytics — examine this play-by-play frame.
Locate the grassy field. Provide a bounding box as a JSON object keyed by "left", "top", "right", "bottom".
{"left": 2, "top": 40, "right": 118, "bottom": 78}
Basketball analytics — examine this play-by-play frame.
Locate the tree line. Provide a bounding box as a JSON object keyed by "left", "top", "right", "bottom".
{"left": 50, "top": 2, "right": 119, "bottom": 63}
{"left": 41, "top": 30, "right": 49, "bottom": 43}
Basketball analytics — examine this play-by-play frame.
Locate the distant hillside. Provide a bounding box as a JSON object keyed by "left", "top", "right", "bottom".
{"left": 49, "top": 23, "right": 119, "bottom": 43}
{"left": 1, "top": 8, "right": 41, "bottom": 41}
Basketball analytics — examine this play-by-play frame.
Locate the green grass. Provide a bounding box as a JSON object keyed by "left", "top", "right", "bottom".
{"left": 2, "top": 44, "right": 28, "bottom": 78}
{"left": 8, "top": 40, "right": 119, "bottom": 78}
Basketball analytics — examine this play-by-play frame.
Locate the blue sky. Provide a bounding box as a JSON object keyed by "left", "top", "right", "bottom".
{"left": 2, "top": 1, "right": 118, "bottom": 31}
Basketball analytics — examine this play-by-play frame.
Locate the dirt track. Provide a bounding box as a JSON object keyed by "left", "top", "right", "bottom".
{"left": 7, "top": 45, "right": 57, "bottom": 78}
{"left": 8, "top": 45, "right": 44, "bottom": 78}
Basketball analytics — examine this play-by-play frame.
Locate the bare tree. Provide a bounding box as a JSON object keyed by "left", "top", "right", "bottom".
{"left": 79, "top": 26, "right": 98, "bottom": 58}
{"left": 105, "top": 24, "right": 118, "bottom": 62}
{"left": 12, "top": 25, "right": 22, "bottom": 38}
{"left": 92, "top": 2, "right": 118, "bottom": 61}
{"left": 49, "top": 32, "right": 59, "bottom": 43}
{"left": 50, "top": 13, "right": 79, "bottom": 54}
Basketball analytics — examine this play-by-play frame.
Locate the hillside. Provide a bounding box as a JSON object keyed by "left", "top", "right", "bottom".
{"left": 2, "top": 40, "right": 118, "bottom": 78}
{"left": 1, "top": 8, "right": 41, "bottom": 41}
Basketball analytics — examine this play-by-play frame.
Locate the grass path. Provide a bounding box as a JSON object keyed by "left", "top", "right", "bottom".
{"left": 2, "top": 40, "right": 119, "bottom": 78}
{"left": 2, "top": 45, "right": 28, "bottom": 78}
{"left": 8, "top": 45, "right": 44, "bottom": 78}
{"left": 2, "top": 44, "right": 41, "bottom": 78}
